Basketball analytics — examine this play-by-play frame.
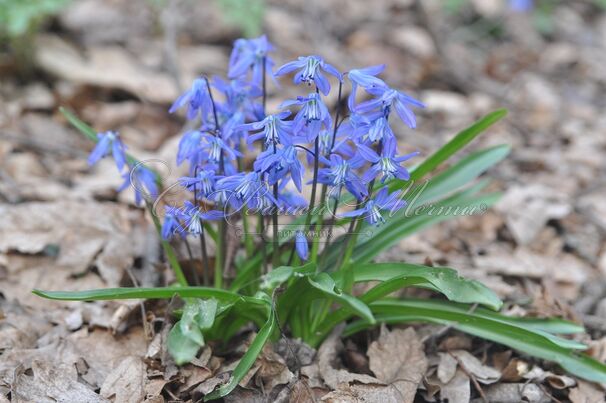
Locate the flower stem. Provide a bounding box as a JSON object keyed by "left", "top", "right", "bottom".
{"left": 147, "top": 203, "right": 188, "bottom": 286}
{"left": 199, "top": 223, "right": 210, "bottom": 286}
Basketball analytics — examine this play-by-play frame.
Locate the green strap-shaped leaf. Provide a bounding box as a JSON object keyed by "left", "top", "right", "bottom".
{"left": 204, "top": 308, "right": 277, "bottom": 401}
{"left": 311, "top": 264, "right": 500, "bottom": 346}
{"left": 341, "top": 263, "right": 502, "bottom": 310}
{"left": 351, "top": 190, "right": 501, "bottom": 266}
{"left": 346, "top": 299, "right": 606, "bottom": 383}
{"left": 407, "top": 108, "right": 508, "bottom": 182}
{"left": 32, "top": 286, "right": 260, "bottom": 305}
{"left": 307, "top": 273, "right": 375, "bottom": 324}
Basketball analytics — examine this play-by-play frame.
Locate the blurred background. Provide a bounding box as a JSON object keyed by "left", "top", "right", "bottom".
{"left": 1, "top": 0, "right": 606, "bottom": 400}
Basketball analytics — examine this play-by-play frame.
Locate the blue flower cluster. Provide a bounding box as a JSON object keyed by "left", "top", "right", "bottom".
{"left": 87, "top": 131, "right": 158, "bottom": 205}
{"left": 88, "top": 35, "right": 424, "bottom": 263}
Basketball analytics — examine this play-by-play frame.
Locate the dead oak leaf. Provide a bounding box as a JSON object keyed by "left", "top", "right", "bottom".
{"left": 100, "top": 356, "right": 146, "bottom": 403}
{"left": 318, "top": 326, "right": 383, "bottom": 390}
{"left": 367, "top": 326, "right": 428, "bottom": 403}
{"left": 13, "top": 360, "right": 106, "bottom": 403}
{"left": 569, "top": 380, "right": 606, "bottom": 403}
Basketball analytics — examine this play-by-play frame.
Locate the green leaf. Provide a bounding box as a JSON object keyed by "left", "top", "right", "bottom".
{"left": 168, "top": 321, "right": 201, "bottom": 365}
{"left": 343, "top": 263, "right": 502, "bottom": 310}
{"left": 204, "top": 308, "right": 277, "bottom": 401}
{"left": 180, "top": 302, "right": 205, "bottom": 345}
{"left": 351, "top": 188, "right": 501, "bottom": 265}
{"left": 398, "top": 144, "right": 510, "bottom": 204}
{"left": 322, "top": 145, "right": 508, "bottom": 269}
{"left": 307, "top": 273, "right": 375, "bottom": 324}
{"left": 259, "top": 263, "right": 316, "bottom": 292}
{"left": 407, "top": 108, "right": 508, "bottom": 181}
{"left": 346, "top": 299, "right": 606, "bottom": 384}
{"left": 310, "top": 264, "right": 501, "bottom": 346}
{"left": 195, "top": 299, "right": 218, "bottom": 330}
{"left": 32, "top": 286, "right": 257, "bottom": 305}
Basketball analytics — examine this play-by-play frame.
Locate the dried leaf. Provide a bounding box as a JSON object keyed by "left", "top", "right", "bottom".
{"left": 100, "top": 356, "right": 146, "bottom": 403}
{"left": 569, "top": 380, "right": 606, "bottom": 403}
{"left": 318, "top": 326, "right": 383, "bottom": 389}
{"left": 14, "top": 360, "right": 106, "bottom": 403}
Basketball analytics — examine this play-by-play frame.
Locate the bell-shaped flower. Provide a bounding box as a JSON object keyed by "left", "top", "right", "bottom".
{"left": 275, "top": 55, "right": 342, "bottom": 95}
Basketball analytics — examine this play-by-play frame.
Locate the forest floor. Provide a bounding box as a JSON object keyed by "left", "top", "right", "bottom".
{"left": 1, "top": 0, "right": 606, "bottom": 402}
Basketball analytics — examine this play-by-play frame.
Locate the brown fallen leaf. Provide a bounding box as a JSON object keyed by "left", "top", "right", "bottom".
{"left": 432, "top": 369, "right": 470, "bottom": 403}
{"left": 13, "top": 360, "right": 106, "bottom": 403}
{"left": 569, "top": 380, "right": 606, "bottom": 403}
{"left": 367, "top": 326, "right": 428, "bottom": 403}
{"left": 318, "top": 326, "right": 383, "bottom": 389}
{"left": 100, "top": 356, "right": 146, "bottom": 403}
{"left": 476, "top": 383, "right": 551, "bottom": 403}
{"left": 495, "top": 184, "right": 571, "bottom": 245}
{"left": 34, "top": 35, "right": 178, "bottom": 103}
{"left": 447, "top": 350, "right": 501, "bottom": 384}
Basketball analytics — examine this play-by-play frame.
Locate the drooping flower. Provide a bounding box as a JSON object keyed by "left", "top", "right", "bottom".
{"left": 214, "top": 77, "right": 262, "bottom": 120}
{"left": 228, "top": 35, "right": 275, "bottom": 86}
{"left": 201, "top": 133, "right": 242, "bottom": 163}
{"left": 254, "top": 144, "right": 304, "bottom": 191}
{"left": 181, "top": 201, "right": 225, "bottom": 235}
{"left": 277, "top": 190, "right": 308, "bottom": 213}
{"left": 340, "top": 187, "right": 406, "bottom": 226}
{"left": 275, "top": 55, "right": 342, "bottom": 95}
{"left": 217, "top": 171, "right": 276, "bottom": 211}
{"left": 239, "top": 111, "right": 293, "bottom": 146}
{"left": 161, "top": 205, "right": 184, "bottom": 240}
{"left": 295, "top": 230, "right": 309, "bottom": 261}
{"left": 317, "top": 154, "right": 367, "bottom": 200}
{"left": 179, "top": 169, "right": 219, "bottom": 199}
{"left": 356, "top": 86, "right": 424, "bottom": 129}
{"left": 88, "top": 131, "right": 127, "bottom": 171}
{"left": 367, "top": 114, "right": 395, "bottom": 143}
{"left": 347, "top": 64, "right": 386, "bottom": 110}
{"left": 118, "top": 164, "right": 158, "bottom": 206}
{"left": 169, "top": 78, "right": 213, "bottom": 121}
{"left": 357, "top": 136, "right": 418, "bottom": 183}
{"left": 281, "top": 92, "right": 331, "bottom": 141}
{"left": 176, "top": 130, "right": 202, "bottom": 165}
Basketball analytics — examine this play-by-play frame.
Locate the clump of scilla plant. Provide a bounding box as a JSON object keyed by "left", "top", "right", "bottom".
{"left": 36, "top": 35, "right": 606, "bottom": 400}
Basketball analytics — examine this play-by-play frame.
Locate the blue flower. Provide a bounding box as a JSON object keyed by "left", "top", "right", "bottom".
{"left": 88, "top": 131, "right": 127, "bottom": 171}
{"left": 217, "top": 171, "right": 276, "bottom": 211}
{"left": 169, "top": 78, "right": 213, "bottom": 121}
{"left": 118, "top": 164, "right": 158, "bottom": 206}
{"left": 317, "top": 154, "right": 367, "bottom": 200}
{"left": 509, "top": 0, "right": 533, "bottom": 12}
{"left": 275, "top": 55, "right": 342, "bottom": 96}
{"left": 356, "top": 86, "right": 424, "bottom": 129}
{"left": 357, "top": 136, "right": 418, "bottom": 183}
{"left": 366, "top": 114, "right": 395, "bottom": 143}
{"left": 228, "top": 35, "right": 275, "bottom": 86}
{"left": 347, "top": 64, "right": 386, "bottom": 110}
{"left": 181, "top": 201, "right": 225, "bottom": 235}
{"left": 277, "top": 191, "right": 308, "bottom": 213}
{"left": 340, "top": 187, "right": 406, "bottom": 226}
{"left": 201, "top": 133, "right": 242, "bottom": 163}
{"left": 161, "top": 206, "right": 184, "bottom": 240}
{"left": 239, "top": 111, "right": 293, "bottom": 146}
{"left": 281, "top": 92, "right": 331, "bottom": 141}
{"left": 179, "top": 169, "right": 219, "bottom": 198}
{"left": 254, "top": 144, "right": 304, "bottom": 191}
{"left": 176, "top": 130, "right": 202, "bottom": 166}
{"left": 295, "top": 230, "right": 309, "bottom": 261}
{"left": 214, "top": 77, "right": 262, "bottom": 119}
